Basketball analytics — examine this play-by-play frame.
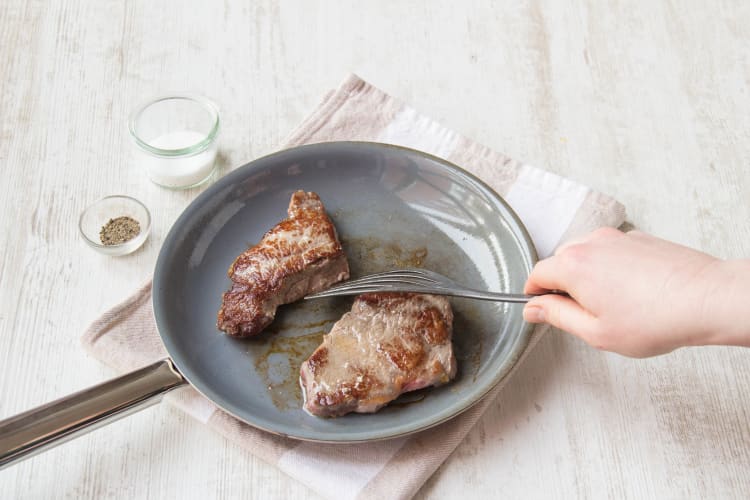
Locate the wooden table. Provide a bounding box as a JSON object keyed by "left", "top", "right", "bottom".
{"left": 2, "top": 1, "right": 749, "bottom": 498}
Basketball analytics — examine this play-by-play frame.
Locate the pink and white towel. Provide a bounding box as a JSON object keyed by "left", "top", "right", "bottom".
{"left": 82, "top": 74, "right": 625, "bottom": 500}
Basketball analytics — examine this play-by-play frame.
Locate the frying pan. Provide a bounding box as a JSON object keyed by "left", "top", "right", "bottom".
{"left": 0, "top": 141, "right": 537, "bottom": 468}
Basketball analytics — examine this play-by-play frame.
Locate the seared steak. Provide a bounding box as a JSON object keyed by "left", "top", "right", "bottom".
{"left": 217, "top": 191, "right": 349, "bottom": 337}
{"left": 300, "top": 292, "right": 456, "bottom": 417}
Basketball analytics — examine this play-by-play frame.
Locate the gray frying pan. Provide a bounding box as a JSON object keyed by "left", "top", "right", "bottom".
{"left": 0, "top": 142, "right": 537, "bottom": 468}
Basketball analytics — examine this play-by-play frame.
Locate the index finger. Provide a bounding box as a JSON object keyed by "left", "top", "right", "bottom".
{"left": 524, "top": 255, "right": 571, "bottom": 295}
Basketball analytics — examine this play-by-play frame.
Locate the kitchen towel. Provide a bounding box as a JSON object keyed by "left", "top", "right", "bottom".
{"left": 82, "top": 74, "right": 626, "bottom": 500}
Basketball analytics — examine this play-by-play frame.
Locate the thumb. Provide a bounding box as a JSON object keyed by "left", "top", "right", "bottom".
{"left": 523, "top": 294, "right": 598, "bottom": 341}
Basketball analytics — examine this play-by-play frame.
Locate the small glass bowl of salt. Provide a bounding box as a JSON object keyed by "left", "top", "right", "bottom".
{"left": 129, "top": 94, "right": 220, "bottom": 189}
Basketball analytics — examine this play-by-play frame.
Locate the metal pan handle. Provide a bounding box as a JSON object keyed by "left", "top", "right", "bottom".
{"left": 0, "top": 358, "right": 186, "bottom": 470}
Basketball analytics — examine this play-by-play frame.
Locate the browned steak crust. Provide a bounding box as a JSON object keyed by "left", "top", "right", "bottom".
{"left": 217, "top": 191, "right": 349, "bottom": 337}
{"left": 300, "top": 292, "right": 456, "bottom": 417}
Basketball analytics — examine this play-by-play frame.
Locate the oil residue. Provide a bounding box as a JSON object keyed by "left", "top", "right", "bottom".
{"left": 463, "top": 335, "right": 483, "bottom": 383}
{"left": 271, "top": 316, "right": 336, "bottom": 332}
{"left": 452, "top": 301, "right": 485, "bottom": 383}
{"left": 254, "top": 330, "right": 326, "bottom": 411}
{"left": 342, "top": 237, "right": 428, "bottom": 275}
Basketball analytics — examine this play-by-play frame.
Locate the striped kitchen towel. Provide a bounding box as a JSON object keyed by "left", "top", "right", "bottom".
{"left": 82, "top": 74, "right": 625, "bottom": 500}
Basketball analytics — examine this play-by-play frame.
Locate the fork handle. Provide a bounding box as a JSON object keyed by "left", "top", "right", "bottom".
{"left": 446, "top": 289, "right": 569, "bottom": 303}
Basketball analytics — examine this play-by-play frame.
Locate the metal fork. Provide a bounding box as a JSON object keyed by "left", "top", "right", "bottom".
{"left": 305, "top": 268, "right": 565, "bottom": 303}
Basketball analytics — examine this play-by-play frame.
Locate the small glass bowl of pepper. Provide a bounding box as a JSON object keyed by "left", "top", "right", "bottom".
{"left": 79, "top": 195, "right": 151, "bottom": 256}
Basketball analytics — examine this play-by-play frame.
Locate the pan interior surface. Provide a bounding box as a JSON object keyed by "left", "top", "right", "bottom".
{"left": 153, "top": 142, "right": 536, "bottom": 442}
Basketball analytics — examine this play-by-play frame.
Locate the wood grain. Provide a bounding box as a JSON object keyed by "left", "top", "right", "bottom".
{"left": 1, "top": 0, "right": 748, "bottom": 498}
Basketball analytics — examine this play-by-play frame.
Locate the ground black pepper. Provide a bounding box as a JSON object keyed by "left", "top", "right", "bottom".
{"left": 99, "top": 216, "right": 141, "bottom": 246}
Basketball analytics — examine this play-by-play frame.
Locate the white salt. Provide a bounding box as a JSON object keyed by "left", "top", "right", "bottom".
{"left": 140, "top": 130, "right": 217, "bottom": 188}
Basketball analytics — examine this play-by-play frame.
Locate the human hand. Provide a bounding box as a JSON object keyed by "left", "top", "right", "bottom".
{"left": 523, "top": 227, "right": 748, "bottom": 357}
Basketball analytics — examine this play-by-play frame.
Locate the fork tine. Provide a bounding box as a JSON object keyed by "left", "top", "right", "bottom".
{"left": 340, "top": 270, "right": 441, "bottom": 286}
{"left": 320, "top": 277, "right": 440, "bottom": 293}
{"left": 306, "top": 268, "right": 475, "bottom": 300}
{"left": 395, "top": 269, "right": 449, "bottom": 284}
{"left": 339, "top": 275, "right": 439, "bottom": 287}
{"left": 404, "top": 268, "right": 453, "bottom": 282}
{"left": 308, "top": 283, "right": 436, "bottom": 298}
{"left": 305, "top": 270, "right": 441, "bottom": 297}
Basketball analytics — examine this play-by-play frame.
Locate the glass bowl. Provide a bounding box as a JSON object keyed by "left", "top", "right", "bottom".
{"left": 129, "top": 94, "right": 220, "bottom": 190}
{"left": 79, "top": 195, "right": 151, "bottom": 256}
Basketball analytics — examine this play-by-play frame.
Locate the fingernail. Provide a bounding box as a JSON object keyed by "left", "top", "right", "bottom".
{"left": 524, "top": 306, "right": 545, "bottom": 323}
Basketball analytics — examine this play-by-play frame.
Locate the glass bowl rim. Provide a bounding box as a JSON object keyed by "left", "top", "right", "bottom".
{"left": 128, "top": 93, "right": 220, "bottom": 157}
